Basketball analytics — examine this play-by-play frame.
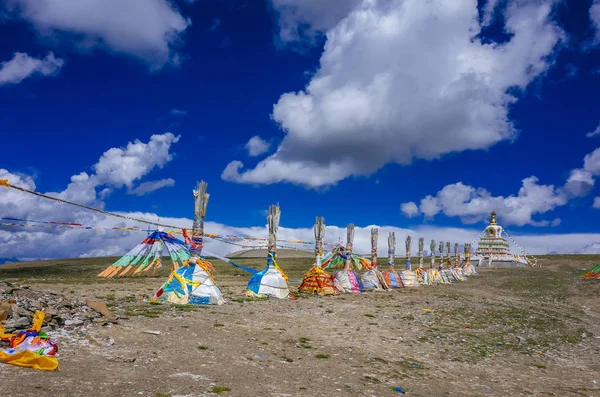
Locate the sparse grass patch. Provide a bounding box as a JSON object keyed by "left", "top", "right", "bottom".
{"left": 197, "top": 345, "right": 209, "bottom": 350}
{"left": 315, "top": 354, "right": 330, "bottom": 359}
{"left": 156, "top": 393, "right": 171, "bottom": 397}
{"left": 214, "top": 323, "right": 225, "bottom": 327}
{"left": 364, "top": 313, "right": 375, "bottom": 318}
{"left": 210, "top": 386, "right": 231, "bottom": 394}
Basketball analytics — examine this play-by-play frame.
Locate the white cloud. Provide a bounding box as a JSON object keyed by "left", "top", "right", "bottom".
{"left": 3, "top": 0, "right": 190, "bottom": 69}
{"left": 401, "top": 176, "right": 568, "bottom": 227}
{"left": 225, "top": 0, "right": 564, "bottom": 188}
{"left": 404, "top": 144, "right": 600, "bottom": 224}
{"left": 0, "top": 134, "right": 182, "bottom": 260}
{"left": 129, "top": 178, "right": 175, "bottom": 196}
{"left": 0, "top": 52, "right": 64, "bottom": 86}
{"left": 594, "top": 197, "right": 600, "bottom": 209}
{"left": 170, "top": 108, "right": 188, "bottom": 116}
{"left": 93, "top": 133, "right": 180, "bottom": 189}
{"left": 564, "top": 168, "right": 595, "bottom": 198}
{"left": 587, "top": 122, "right": 600, "bottom": 138}
{"left": 583, "top": 147, "right": 600, "bottom": 176}
{"left": 400, "top": 201, "right": 419, "bottom": 218}
{"left": 591, "top": 0, "right": 600, "bottom": 42}
{"left": 245, "top": 136, "right": 271, "bottom": 157}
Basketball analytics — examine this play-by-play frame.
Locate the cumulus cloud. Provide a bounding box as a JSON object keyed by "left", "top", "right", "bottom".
{"left": 225, "top": 0, "right": 564, "bottom": 187}
{"left": 245, "top": 136, "right": 271, "bottom": 157}
{"left": 128, "top": 178, "right": 175, "bottom": 196}
{"left": 564, "top": 168, "right": 595, "bottom": 198}
{"left": 400, "top": 202, "right": 419, "bottom": 218}
{"left": 93, "top": 133, "right": 180, "bottom": 189}
{"left": 0, "top": 134, "right": 183, "bottom": 260}
{"left": 401, "top": 177, "right": 568, "bottom": 227}
{"left": 583, "top": 147, "right": 600, "bottom": 175}
{"left": 587, "top": 122, "right": 600, "bottom": 138}
{"left": 402, "top": 144, "right": 600, "bottom": 225}
{"left": 0, "top": 52, "right": 64, "bottom": 86}
{"left": 3, "top": 0, "right": 190, "bottom": 69}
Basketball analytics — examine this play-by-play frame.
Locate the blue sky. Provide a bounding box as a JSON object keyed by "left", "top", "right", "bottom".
{"left": 1, "top": 0, "right": 600, "bottom": 259}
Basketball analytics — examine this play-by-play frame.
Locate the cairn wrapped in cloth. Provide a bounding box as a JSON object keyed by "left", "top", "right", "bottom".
{"left": 427, "top": 240, "right": 443, "bottom": 283}
{"left": 362, "top": 228, "right": 390, "bottom": 290}
{"left": 451, "top": 243, "right": 466, "bottom": 280}
{"left": 330, "top": 224, "right": 366, "bottom": 293}
{"left": 0, "top": 311, "right": 58, "bottom": 371}
{"left": 462, "top": 243, "right": 478, "bottom": 276}
{"left": 152, "top": 181, "right": 226, "bottom": 305}
{"left": 383, "top": 232, "right": 403, "bottom": 288}
{"left": 437, "top": 241, "right": 452, "bottom": 284}
{"left": 298, "top": 217, "right": 339, "bottom": 295}
{"left": 415, "top": 237, "right": 430, "bottom": 285}
{"left": 246, "top": 205, "right": 294, "bottom": 299}
{"left": 400, "top": 235, "right": 420, "bottom": 287}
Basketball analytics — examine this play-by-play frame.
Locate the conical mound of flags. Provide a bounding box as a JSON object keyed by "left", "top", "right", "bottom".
{"left": 581, "top": 264, "right": 600, "bottom": 279}
{"left": 245, "top": 205, "right": 293, "bottom": 299}
{"left": 97, "top": 230, "right": 189, "bottom": 278}
{"left": 298, "top": 217, "right": 339, "bottom": 296}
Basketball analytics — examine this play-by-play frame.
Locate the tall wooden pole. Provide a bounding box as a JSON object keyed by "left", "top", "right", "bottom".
{"left": 430, "top": 240, "right": 436, "bottom": 270}
{"left": 454, "top": 243, "right": 459, "bottom": 264}
{"left": 371, "top": 228, "right": 378, "bottom": 268}
{"left": 388, "top": 232, "right": 396, "bottom": 268}
{"left": 345, "top": 224, "right": 355, "bottom": 270}
{"left": 190, "top": 181, "right": 209, "bottom": 259}
{"left": 267, "top": 204, "right": 280, "bottom": 268}
{"left": 446, "top": 242, "right": 451, "bottom": 268}
{"left": 314, "top": 216, "right": 325, "bottom": 268}
{"left": 438, "top": 241, "right": 444, "bottom": 270}
{"left": 418, "top": 237, "right": 424, "bottom": 269}
{"left": 405, "top": 235, "right": 412, "bottom": 270}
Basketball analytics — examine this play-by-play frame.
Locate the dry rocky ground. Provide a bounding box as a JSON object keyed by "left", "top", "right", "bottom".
{"left": 0, "top": 255, "right": 599, "bottom": 397}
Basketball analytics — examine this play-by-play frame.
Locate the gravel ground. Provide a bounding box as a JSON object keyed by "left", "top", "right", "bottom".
{"left": 1, "top": 256, "right": 599, "bottom": 397}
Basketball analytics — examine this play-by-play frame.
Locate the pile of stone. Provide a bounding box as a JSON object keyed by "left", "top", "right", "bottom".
{"left": 0, "top": 281, "right": 118, "bottom": 334}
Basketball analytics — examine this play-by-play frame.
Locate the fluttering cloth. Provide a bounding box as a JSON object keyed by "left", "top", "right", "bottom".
{"left": 0, "top": 311, "right": 58, "bottom": 371}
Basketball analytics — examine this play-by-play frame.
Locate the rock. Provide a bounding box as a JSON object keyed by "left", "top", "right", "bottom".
{"left": 6, "top": 317, "right": 30, "bottom": 329}
{"left": 45, "top": 308, "right": 58, "bottom": 317}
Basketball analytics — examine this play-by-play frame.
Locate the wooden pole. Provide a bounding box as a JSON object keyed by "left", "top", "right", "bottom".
{"left": 371, "top": 228, "right": 378, "bottom": 268}
{"left": 190, "top": 181, "right": 209, "bottom": 259}
{"left": 405, "top": 235, "right": 412, "bottom": 270}
{"left": 267, "top": 204, "right": 280, "bottom": 267}
{"left": 345, "top": 224, "right": 355, "bottom": 270}
{"left": 430, "top": 240, "right": 436, "bottom": 270}
{"left": 438, "top": 241, "right": 445, "bottom": 270}
{"left": 418, "top": 237, "right": 424, "bottom": 269}
{"left": 314, "top": 216, "right": 325, "bottom": 268}
{"left": 388, "top": 232, "right": 396, "bottom": 267}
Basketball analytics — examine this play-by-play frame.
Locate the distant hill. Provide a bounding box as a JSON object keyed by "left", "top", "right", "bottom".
{"left": 226, "top": 248, "right": 313, "bottom": 259}
{"left": 0, "top": 258, "right": 19, "bottom": 265}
